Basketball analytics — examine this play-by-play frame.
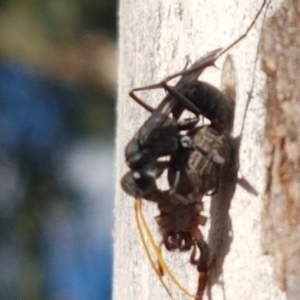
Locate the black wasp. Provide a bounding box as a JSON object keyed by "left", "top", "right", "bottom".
{"left": 121, "top": 48, "right": 233, "bottom": 203}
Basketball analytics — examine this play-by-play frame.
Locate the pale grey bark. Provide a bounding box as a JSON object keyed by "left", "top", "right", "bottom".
{"left": 114, "top": 1, "right": 285, "bottom": 299}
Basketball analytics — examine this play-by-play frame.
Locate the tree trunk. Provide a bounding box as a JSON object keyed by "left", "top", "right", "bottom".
{"left": 261, "top": 1, "right": 300, "bottom": 299}
{"left": 114, "top": 0, "right": 285, "bottom": 299}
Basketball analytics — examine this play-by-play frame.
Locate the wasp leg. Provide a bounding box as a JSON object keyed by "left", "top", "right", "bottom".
{"left": 129, "top": 88, "right": 155, "bottom": 112}
{"left": 162, "top": 49, "right": 221, "bottom": 83}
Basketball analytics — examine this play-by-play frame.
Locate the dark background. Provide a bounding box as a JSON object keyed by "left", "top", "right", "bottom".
{"left": 0, "top": 1, "right": 116, "bottom": 299}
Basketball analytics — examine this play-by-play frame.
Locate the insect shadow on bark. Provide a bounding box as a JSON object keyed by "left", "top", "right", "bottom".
{"left": 206, "top": 4, "right": 270, "bottom": 297}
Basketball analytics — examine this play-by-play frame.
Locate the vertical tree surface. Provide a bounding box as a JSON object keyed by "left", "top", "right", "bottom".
{"left": 261, "top": 1, "right": 300, "bottom": 299}
{"left": 115, "top": 1, "right": 286, "bottom": 299}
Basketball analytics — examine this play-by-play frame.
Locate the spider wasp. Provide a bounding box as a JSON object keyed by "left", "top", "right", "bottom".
{"left": 120, "top": 1, "right": 268, "bottom": 298}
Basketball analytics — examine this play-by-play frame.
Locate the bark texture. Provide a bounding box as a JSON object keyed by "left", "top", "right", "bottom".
{"left": 115, "top": 0, "right": 285, "bottom": 299}
{"left": 261, "top": 1, "right": 300, "bottom": 299}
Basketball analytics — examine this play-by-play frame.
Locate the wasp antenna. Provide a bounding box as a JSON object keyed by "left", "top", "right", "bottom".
{"left": 134, "top": 198, "right": 172, "bottom": 297}
{"left": 135, "top": 198, "right": 197, "bottom": 298}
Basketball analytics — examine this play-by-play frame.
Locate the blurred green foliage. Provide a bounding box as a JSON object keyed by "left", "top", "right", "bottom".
{"left": 0, "top": 0, "right": 117, "bottom": 136}
{"left": 0, "top": 0, "right": 117, "bottom": 299}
